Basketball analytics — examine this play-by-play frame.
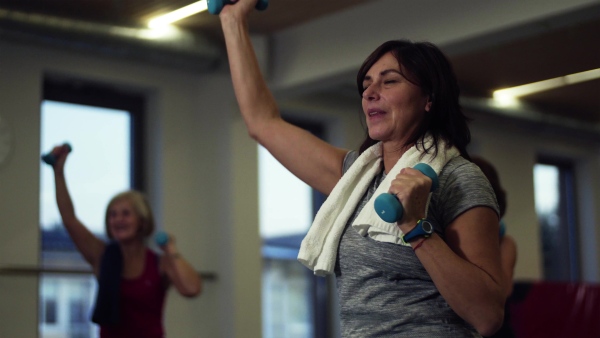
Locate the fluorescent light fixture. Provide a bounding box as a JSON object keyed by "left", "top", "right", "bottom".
{"left": 148, "top": 1, "right": 208, "bottom": 29}
{"left": 493, "top": 68, "right": 600, "bottom": 106}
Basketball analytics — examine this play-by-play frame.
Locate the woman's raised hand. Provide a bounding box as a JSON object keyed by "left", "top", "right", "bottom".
{"left": 49, "top": 144, "right": 71, "bottom": 173}
{"left": 219, "top": 0, "right": 257, "bottom": 20}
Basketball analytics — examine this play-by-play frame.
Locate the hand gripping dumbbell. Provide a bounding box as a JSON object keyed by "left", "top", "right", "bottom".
{"left": 374, "top": 163, "right": 439, "bottom": 223}
{"left": 154, "top": 231, "right": 170, "bottom": 247}
{"left": 207, "top": 0, "right": 269, "bottom": 15}
{"left": 41, "top": 143, "right": 72, "bottom": 166}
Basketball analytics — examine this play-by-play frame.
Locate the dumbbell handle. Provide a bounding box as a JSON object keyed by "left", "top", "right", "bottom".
{"left": 374, "top": 163, "right": 439, "bottom": 223}
{"left": 155, "top": 231, "right": 169, "bottom": 247}
{"left": 41, "top": 143, "right": 72, "bottom": 166}
{"left": 207, "top": 0, "right": 269, "bottom": 15}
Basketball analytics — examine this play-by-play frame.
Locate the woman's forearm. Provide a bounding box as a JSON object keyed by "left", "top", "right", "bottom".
{"left": 399, "top": 207, "right": 506, "bottom": 336}
{"left": 54, "top": 170, "right": 77, "bottom": 225}
{"left": 414, "top": 234, "right": 505, "bottom": 336}
{"left": 162, "top": 244, "right": 202, "bottom": 297}
{"left": 53, "top": 170, "right": 104, "bottom": 267}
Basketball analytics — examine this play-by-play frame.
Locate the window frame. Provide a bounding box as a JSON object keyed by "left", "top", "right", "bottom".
{"left": 39, "top": 76, "right": 146, "bottom": 338}
{"left": 259, "top": 115, "right": 335, "bottom": 338}
{"left": 43, "top": 77, "right": 145, "bottom": 190}
{"left": 536, "top": 156, "right": 580, "bottom": 281}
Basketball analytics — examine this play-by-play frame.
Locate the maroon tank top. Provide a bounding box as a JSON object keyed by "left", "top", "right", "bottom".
{"left": 100, "top": 249, "right": 167, "bottom": 338}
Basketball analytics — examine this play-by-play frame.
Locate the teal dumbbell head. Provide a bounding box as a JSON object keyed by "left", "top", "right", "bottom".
{"left": 207, "top": 0, "right": 269, "bottom": 15}
{"left": 154, "top": 231, "right": 169, "bottom": 246}
{"left": 374, "top": 163, "right": 439, "bottom": 223}
{"left": 41, "top": 143, "right": 72, "bottom": 166}
{"left": 374, "top": 193, "right": 403, "bottom": 223}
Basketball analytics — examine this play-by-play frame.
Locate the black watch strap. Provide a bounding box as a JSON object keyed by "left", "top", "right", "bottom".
{"left": 403, "top": 218, "right": 434, "bottom": 242}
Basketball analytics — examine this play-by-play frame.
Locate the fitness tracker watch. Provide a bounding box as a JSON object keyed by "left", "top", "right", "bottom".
{"left": 402, "top": 218, "right": 434, "bottom": 242}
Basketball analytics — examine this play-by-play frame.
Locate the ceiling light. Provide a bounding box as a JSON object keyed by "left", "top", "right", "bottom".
{"left": 148, "top": 1, "right": 208, "bottom": 29}
{"left": 493, "top": 68, "right": 600, "bottom": 107}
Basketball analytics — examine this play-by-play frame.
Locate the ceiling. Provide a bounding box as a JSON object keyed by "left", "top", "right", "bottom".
{"left": 1, "top": 0, "right": 599, "bottom": 128}
{"left": 0, "top": 0, "right": 376, "bottom": 40}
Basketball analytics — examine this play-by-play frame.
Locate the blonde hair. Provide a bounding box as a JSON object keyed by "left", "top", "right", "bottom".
{"left": 104, "top": 190, "right": 155, "bottom": 240}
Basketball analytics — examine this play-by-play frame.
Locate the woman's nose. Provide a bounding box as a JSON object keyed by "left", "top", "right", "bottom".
{"left": 362, "top": 84, "right": 380, "bottom": 100}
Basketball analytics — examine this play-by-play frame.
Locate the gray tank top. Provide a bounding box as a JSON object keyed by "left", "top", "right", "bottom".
{"left": 335, "top": 151, "right": 498, "bottom": 337}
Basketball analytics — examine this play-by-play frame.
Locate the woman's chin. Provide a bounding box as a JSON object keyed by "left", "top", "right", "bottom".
{"left": 367, "top": 127, "right": 392, "bottom": 141}
{"left": 111, "top": 232, "right": 138, "bottom": 243}
{"left": 368, "top": 132, "right": 386, "bottom": 142}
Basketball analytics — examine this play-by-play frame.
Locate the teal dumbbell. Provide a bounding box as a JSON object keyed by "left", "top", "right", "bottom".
{"left": 154, "top": 231, "right": 169, "bottom": 247}
{"left": 207, "top": 0, "right": 269, "bottom": 15}
{"left": 374, "top": 163, "right": 439, "bottom": 223}
{"left": 41, "top": 143, "right": 72, "bottom": 166}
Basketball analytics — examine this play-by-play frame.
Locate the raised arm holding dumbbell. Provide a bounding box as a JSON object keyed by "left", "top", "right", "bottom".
{"left": 42, "top": 144, "right": 202, "bottom": 337}
{"left": 217, "top": 1, "right": 505, "bottom": 336}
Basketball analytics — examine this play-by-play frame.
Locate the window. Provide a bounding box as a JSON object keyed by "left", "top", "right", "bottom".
{"left": 39, "top": 78, "right": 143, "bottom": 338}
{"left": 534, "top": 158, "right": 580, "bottom": 281}
{"left": 259, "top": 119, "right": 335, "bottom": 338}
{"left": 41, "top": 280, "right": 58, "bottom": 324}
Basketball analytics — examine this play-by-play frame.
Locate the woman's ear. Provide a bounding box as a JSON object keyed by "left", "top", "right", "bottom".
{"left": 424, "top": 92, "right": 434, "bottom": 112}
{"left": 425, "top": 99, "right": 432, "bottom": 112}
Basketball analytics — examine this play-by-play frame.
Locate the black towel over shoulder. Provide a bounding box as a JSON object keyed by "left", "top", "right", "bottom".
{"left": 91, "top": 241, "right": 122, "bottom": 326}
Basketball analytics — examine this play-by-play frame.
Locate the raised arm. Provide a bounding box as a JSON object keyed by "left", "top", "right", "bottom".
{"left": 219, "top": 0, "right": 347, "bottom": 195}
{"left": 158, "top": 234, "right": 202, "bottom": 297}
{"left": 51, "top": 145, "right": 105, "bottom": 274}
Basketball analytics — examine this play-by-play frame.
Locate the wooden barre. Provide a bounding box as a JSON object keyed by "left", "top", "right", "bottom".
{"left": 0, "top": 265, "right": 217, "bottom": 281}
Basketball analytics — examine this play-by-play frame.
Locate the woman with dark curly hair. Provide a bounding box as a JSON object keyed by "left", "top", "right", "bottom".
{"left": 218, "top": 1, "right": 506, "bottom": 336}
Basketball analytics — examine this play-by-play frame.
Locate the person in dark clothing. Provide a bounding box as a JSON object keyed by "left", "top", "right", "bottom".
{"left": 472, "top": 156, "right": 518, "bottom": 338}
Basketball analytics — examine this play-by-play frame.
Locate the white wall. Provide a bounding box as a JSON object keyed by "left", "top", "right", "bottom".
{"left": 0, "top": 37, "right": 43, "bottom": 338}
{"left": 469, "top": 111, "right": 600, "bottom": 282}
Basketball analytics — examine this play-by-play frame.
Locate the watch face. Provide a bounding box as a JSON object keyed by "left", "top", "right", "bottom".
{"left": 422, "top": 220, "right": 433, "bottom": 233}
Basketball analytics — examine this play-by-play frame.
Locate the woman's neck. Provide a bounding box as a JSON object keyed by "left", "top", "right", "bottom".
{"left": 118, "top": 239, "right": 146, "bottom": 259}
{"left": 118, "top": 239, "right": 147, "bottom": 279}
{"left": 381, "top": 140, "right": 412, "bottom": 174}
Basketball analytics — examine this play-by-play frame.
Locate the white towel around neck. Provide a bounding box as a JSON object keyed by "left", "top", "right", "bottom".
{"left": 297, "top": 137, "right": 459, "bottom": 276}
